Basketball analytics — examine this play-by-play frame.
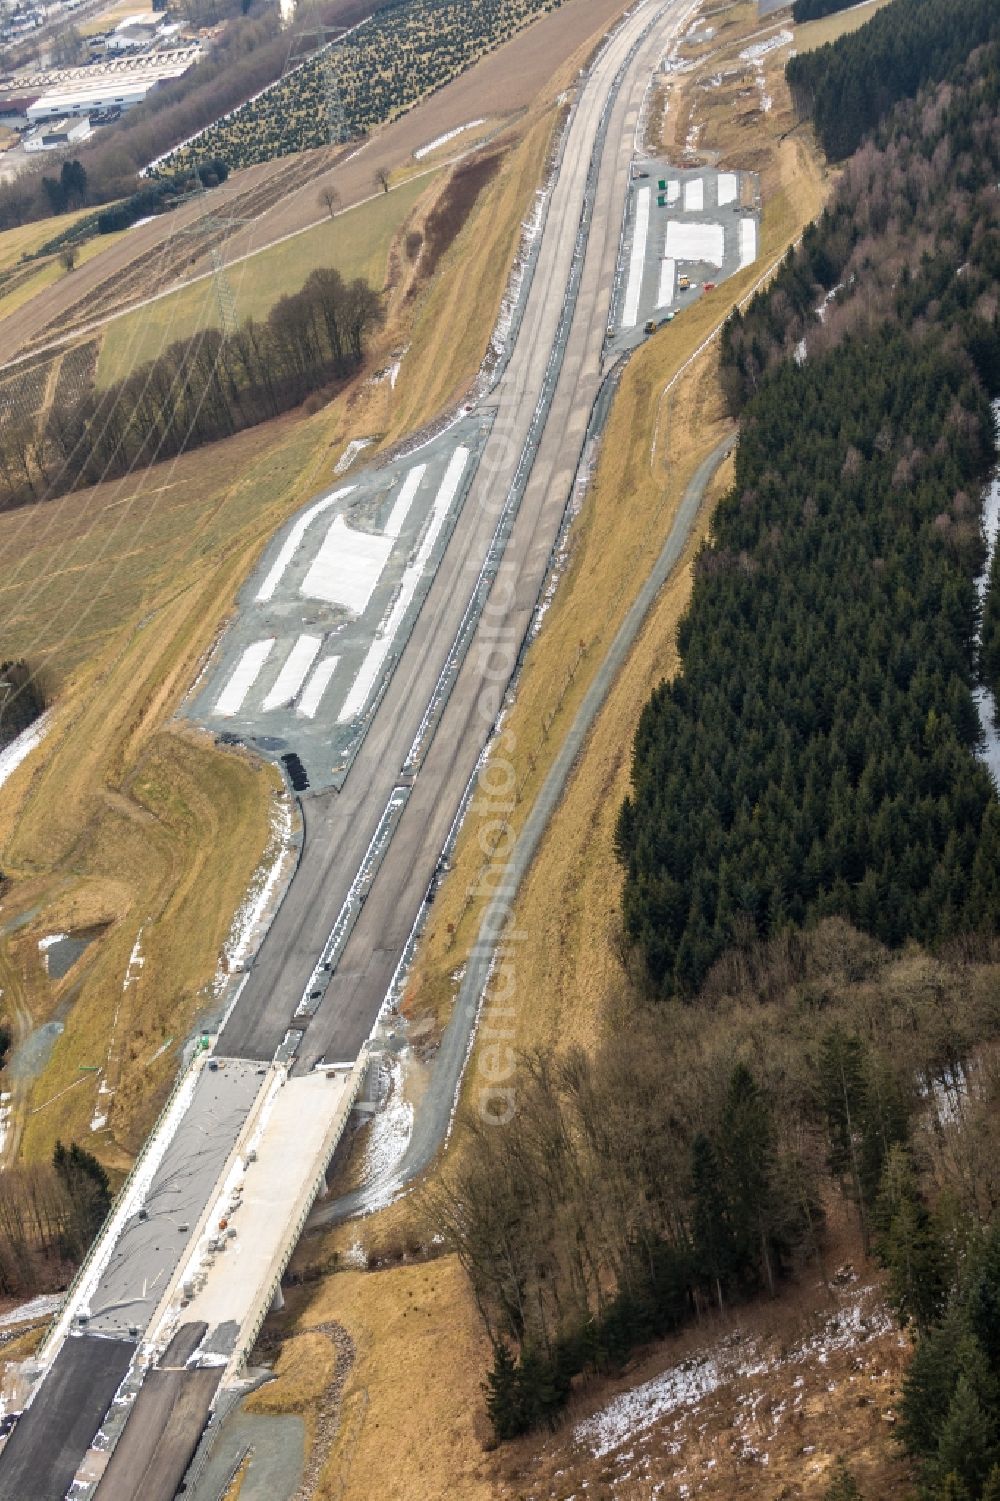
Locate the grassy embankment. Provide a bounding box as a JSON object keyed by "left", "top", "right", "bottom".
{"left": 257, "top": 8, "right": 837, "bottom": 1500}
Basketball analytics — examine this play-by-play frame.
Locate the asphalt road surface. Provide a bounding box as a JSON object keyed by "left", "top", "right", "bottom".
{"left": 220, "top": 0, "right": 698, "bottom": 1067}
{"left": 0, "top": 1334, "right": 134, "bottom": 1501}
{"left": 93, "top": 1325, "right": 223, "bottom": 1501}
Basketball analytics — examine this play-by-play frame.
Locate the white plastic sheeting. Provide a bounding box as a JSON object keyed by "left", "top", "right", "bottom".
{"left": 683, "top": 177, "right": 704, "bottom": 212}
{"left": 301, "top": 517, "right": 395, "bottom": 614}
{"left": 739, "top": 216, "right": 758, "bottom": 267}
{"left": 339, "top": 447, "right": 470, "bottom": 723}
{"left": 665, "top": 219, "right": 725, "bottom": 266}
{"left": 255, "top": 486, "right": 355, "bottom": 603}
{"left": 622, "top": 186, "right": 651, "bottom": 328}
{"left": 297, "top": 656, "right": 341, "bottom": 720}
{"left": 656, "top": 257, "right": 676, "bottom": 309}
{"left": 215, "top": 639, "right": 276, "bottom": 716}
{"left": 384, "top": 463, "right": 427, "bottom": 538}
{"left": 261, "top": 634, "right": 322, "bottom": 712}
{"left": 716, "top": 172, "right": 738, "bottom": 206}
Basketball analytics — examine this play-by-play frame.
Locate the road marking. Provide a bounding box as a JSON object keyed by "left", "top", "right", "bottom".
{"left": 717, "top": 172, "right": 738, "bottom": 206}
{"left": 683, "top": 177, "right": 704, "bottom": 212}
{"left": 298, "top": 656, "right": 340, "bottom": 719}
{"left": 622, "top": 185, "right": 651, "bottom": 328}
{"left": 302, "top": 516, "right": 395, "bottom": 615}
{"left": 338, "top": 447, "right": 470, "bottom": 724}
{"left": 384, "top": 463, "right": 427, "bottom": 538}
{"left": 262, "top": 634, "right": 323, "bottom": 712}
{"left": 215, "top": 639, "right": 276, "bottom": 716}
{"left": 656, "top": 257, "right": 675, "bottom": 308}
{"left": 255, "top": 486, "right": 355, "bottom": 603}
{"left": 739, "top": 217, "right": 758, "bottom": 267}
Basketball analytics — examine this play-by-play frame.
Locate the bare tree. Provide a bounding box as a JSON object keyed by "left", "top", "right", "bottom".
{"left": 59, "top": 246, "right": 77, "bottom": 273}
{"left": 318, "top": 185, "right": 341, "bottom": 220}
{"left": 374, "top": 166, "right": 390, "bottom": 195}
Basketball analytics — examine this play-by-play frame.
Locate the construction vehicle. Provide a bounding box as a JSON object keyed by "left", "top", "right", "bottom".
{"left": 678, "top": 273, "right": 691, "bottom": 291}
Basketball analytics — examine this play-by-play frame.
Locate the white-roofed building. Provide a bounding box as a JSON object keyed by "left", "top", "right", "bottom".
{"left": 22, "top": 47, "right": 201, "bottom": 120}
{"left": 23, "top": 114, "right": 92, "bottom": 151}
{"left": 106, "top": 15, "right": 164, "bottom": 51}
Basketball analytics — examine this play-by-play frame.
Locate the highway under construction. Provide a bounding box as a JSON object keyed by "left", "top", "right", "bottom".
{"left": 0, "top": 0, "right": 761, "bottom": 1494}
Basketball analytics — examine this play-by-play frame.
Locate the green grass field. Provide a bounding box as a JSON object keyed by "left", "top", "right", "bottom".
{"left": 794, "top": 0, "right": 894, "bottom": 53}
{"left": 96, "top": 172, "right": 435, "bottom": 387}
{"left": 0, "top": 207, "right": 98, "bottom": 275}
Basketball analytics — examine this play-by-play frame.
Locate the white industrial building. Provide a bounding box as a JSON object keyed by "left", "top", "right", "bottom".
{"left": 22, "top": 113, "right": 91, "bottom": 150}
{"left": 21, "top": 46, "right": 201, "bottom": 121}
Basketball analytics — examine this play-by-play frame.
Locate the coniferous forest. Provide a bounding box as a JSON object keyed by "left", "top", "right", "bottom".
{"left": 791, "top": 0, "right": 863, "bottom": 22}
{"left": 786, "top": 0, "right": 1000, "bottom": 159}
{"left": 436, "top": 11, "right": 1000, "bottom": 1483}
{"left": 618, "top": 39, "right": 1000, "bottom": 1000}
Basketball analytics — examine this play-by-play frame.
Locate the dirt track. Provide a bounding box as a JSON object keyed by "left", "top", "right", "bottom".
{"left": 0, "top": 0, "right": 631, "bottom": 362}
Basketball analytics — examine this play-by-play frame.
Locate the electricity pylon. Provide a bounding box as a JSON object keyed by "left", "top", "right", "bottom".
{"left": 285, "top": 21, "right": 352, "bottom": 149}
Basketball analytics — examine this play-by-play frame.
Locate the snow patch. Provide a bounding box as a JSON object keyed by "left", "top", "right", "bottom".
{"left": 359, "top": 1055, "right": 414, "bottom": 1206}
{"left": 38, "top": 932, "right": 68, "bottom": 974}
{"left": 740, "top": 28, "right": 792, "bottom": 114}
{"left": 0, "top": 1292, "right": 63, "bottom": 1330}
{"left": 217, "top": 795, "right": 295, "bottom": 981}
{"left": 974, "top": 401, "right": 1000, "bottom": 784}
{"left": 482, "top": 181, "right": 546, "bottom": 381}
{"left": 334, "top": 438, "right": 373, "bottom": 475}
{"left": 413, "top": 118, "right": 485, "bottom": 160}
{"left": 575, "top": 1289, "right": 893, "bottom": 1461}
{"left": 0, "top": 710, "right": 53, "bottom": 791}
{"left": 576, "top": 1356, "right": 724, "bottom": 1458}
